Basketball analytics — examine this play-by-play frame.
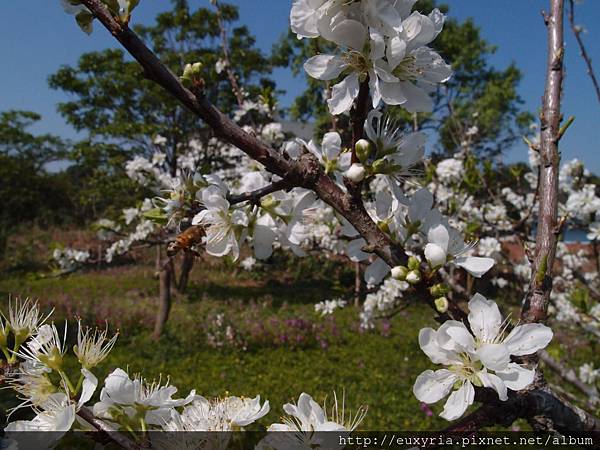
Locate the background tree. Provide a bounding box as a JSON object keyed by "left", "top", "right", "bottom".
{"left": 0, "top": 111, "right": 70, "bottom": 259}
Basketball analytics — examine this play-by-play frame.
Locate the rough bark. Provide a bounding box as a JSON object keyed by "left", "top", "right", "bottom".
{"left": 177, "top": 251, "right": 195, "bottom": 293}
{"left": 153, "top": 258, "right": 174, "bottom": 340}
{"left": 522, "top": 0, "right": 565, "bottom": 324}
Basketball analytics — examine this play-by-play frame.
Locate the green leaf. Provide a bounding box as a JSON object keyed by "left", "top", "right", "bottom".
{"left": 75, "top": 11, "right": 94, "bottom": 35}
{"left": 143, "top": 208, "right": 168, "bottom": 225}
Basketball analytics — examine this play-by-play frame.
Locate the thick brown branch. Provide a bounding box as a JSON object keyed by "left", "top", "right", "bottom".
{"left": 568, "top": 0, "right": 600, "bottom": 104}
{"left": 78, "top": 0, "right": 403, "bottom": 269}
{"left": 445, "top": 385, "right": 600, "bottom": 438}
{"left": 522, "top": 0, "right": 565, "bottom": 324}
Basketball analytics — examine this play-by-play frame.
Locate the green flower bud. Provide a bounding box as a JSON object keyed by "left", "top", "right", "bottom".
{"left": 391, "top": 266, "right": 408, "bottom": 280}
{"left": 355, "top": 139, "right": 372, "bottom": 163}
{"left": 377, "top": 220, "right": 390, "bottom": 234}
{"left": 408, "top": 256, "right": 421, "bottom": 271}
{"left": 260, "top": 195, "right": 278, "bottom": 210}
{"left": 430, "top": 283, "right": 450, "bottom": 298}
{"left": 434, "top": 297, "right": 449, "bottom": 314}
{"left": 181, "top": 62, "right": 204, "bottom": 87}
{"left": 371, "top": 158, "right": 388, "bottom": 174}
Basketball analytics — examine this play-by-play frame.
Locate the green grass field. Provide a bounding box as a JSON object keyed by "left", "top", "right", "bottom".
{"left": 0, "top": 243, "right": 598, "bottom": 431}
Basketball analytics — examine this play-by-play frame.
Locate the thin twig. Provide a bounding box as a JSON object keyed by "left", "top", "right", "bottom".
{"left": 539, "top": 350, "right": 600, "bottom": 406}
{"left": 228, "top": 179, "right": 290, "bottom": 205}
{"left": 77, "top": 407, "right": 144, "bottom": 450}
{"left": 213, "top": 0, "right": 245, "bottom": 107}
{"left": 568, "top": 0, "right": 600, "bottom": 103}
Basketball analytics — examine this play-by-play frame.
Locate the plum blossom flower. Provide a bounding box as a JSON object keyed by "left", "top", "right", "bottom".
{"left": 436, "top": 158, "right": 463, "bottom": 183}
{"left": 5, "top": 393, "right": 76, "bottom": 434}
{"left": 306, "top": 132, "right": 351, "bottom": 175}
{"left": 364, "top": 110, "right": 426, "bottom": 177}
{"left": 424, "top": 224, "right": 495, "bottom": 278}
{"left": 73, "top": 320, "right": 118, "bottom": 369}
{"left": 303, "top": 21, "right": 405, "bottom": 114}
{"left": 3, "top": 297, "right": 51, "bottom": 345}
{"left": 93, "top": 368, "right": 196, "bottom": 427}
{"left": 260, "top": 392, "right": 366, "bottom": 450}
{"left": 414, "top": 293, "right": 553, "bottom": 420}
{"left": 192, "top": 185, "right": 249, "bottom": 261}
{"left": 587, "top": 222, "right": 600, "bottom": 241}
{"left": 163, "top": 395, "right": 269, "bottom": 432}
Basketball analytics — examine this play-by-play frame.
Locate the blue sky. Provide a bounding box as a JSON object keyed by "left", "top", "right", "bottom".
{"left": 1, "top": 1, "right": 599, "bottom": 172}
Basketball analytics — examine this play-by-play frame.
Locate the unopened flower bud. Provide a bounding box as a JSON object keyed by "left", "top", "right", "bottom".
{"left": 408, "top": 256, "right": 421, "bottom": 271}
{"left": 434, "top": 297, "right": 449, "bottom": 314}
{"left": 260, "top": 195, "right": 278, "bottom": 210}
{"left": 424, "top": 243, "right": 447, "bottom": 268}
{"left": 371, "top": 158, "right": 388, "bottom": 174}
{"left": 430, "top": 283, "right": 449, "bottom": 298}
{"left": 181, "top": 62, "right": 204, "bottom": 87}
{"left": 391, "top": 265, "right": 408, "bottom": 280}
{"left": 355, "top": 139, "right": 372, "bottom": 163}
{"left": 345, "top": 163, "right": 366, "bottom": 183}
{"left": 406, "top": 270, "right": 421, "bottom": 285}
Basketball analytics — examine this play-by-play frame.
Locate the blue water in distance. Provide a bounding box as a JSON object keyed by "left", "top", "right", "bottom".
{"left": 563, "top": 228, "right": 590, "bottom": 243}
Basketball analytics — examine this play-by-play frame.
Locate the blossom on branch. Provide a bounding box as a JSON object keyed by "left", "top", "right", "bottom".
{"left": 414, "top": 293, "right": 553, "bottom": 420}
{"left": 296, "top": 1, "right": 452, "bottom": 114}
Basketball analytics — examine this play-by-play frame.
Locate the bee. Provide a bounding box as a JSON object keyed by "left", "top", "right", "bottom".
{"left": 167, "top": 225, "right": 205, "bottom": 257}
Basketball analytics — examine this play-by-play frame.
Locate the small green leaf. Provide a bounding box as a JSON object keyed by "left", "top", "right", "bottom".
{"left": 75, "top": 11, "right": 94, "bottom": 35}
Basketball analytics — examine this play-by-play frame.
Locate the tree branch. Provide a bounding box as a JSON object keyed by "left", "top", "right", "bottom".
{"left": 522, "top": 0, "right": 565, "bottom": 324}
{"left": 213, "top": 0, "right": 246, "bottom": 107}
{"left": 228, "top": 179, "right": 291, "bottom": 205}
{"left": 540, "top": 350, "right": 600, "bottom": 406}
{"left": 78, "top": 407, "right": 144, "bottom": 450}
{"left": 78, "top": 0, "right": 405, "bottom": 269}
{"left": 568, "top": 0, "right": 600, "bottom": 104}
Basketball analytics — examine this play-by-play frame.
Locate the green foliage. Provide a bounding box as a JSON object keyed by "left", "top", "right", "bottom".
{"left": 0, "top": 111, "right": 74, "bottom": 258}
{"left": 49, "top": 0, "right": 276, "bottom": 176}
{"left": 0, "top": 111, "right": 65, "bottom": 168}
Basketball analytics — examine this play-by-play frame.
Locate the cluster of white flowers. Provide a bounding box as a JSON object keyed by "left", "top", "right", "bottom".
{"left": 1, "top": 299, "right": 366, "bottom": 443}
{"left": 293, "top": 0, "right": 452, "bottom": 114}
{"left": 105, "top": 220, "right": 156, "bottom": 263}
{"left": 579, "top": 363, "right": 600, "bottom": 385}
{"left": 315, "top": 298, "right": 347, "bottom": 316}
{"left": 360, "top": 277, "right": 409, "bottom": 329}
{"left": 52, "top": 248, "right": 90, "bottom": 272}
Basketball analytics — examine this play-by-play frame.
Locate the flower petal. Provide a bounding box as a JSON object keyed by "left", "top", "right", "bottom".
{"left": 440, "top": 381, "right": 474, "bottom": 421}
{"left": 476, "top": 343, "right": 511, "bottom": 372}
{"left": 419, "top": 327, "right": 461, "bottom": 365}
{"left": 455, "top": 256, "right": 495, "bottom": 278}
{"left": 477, "top": 371, "right": 508, "bottom": 401}
{"left": 328, "top": 73, "right": 360, "bottom": 115}
{"left": 438, "top": 320, "right": 476, "bottom": 354}
{"left": 467, "top": 293, "right": 502, "bottom": 342}
{"left": 495, "top": 363, "right": 536, "bottom": 391}
{"left": 503, "top": 324, "right": 553, "bottom": 356}
{"left": 413, "top": 369, "right": 457, "bottom": 404}
{"left": 304, "top": 54, "right": 346, "bottom": 80}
